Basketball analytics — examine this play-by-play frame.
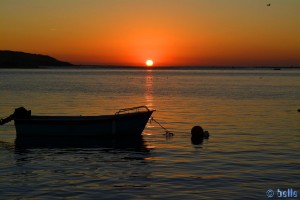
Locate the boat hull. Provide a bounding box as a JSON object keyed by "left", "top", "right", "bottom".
{"left": 14, "top": 111, "right": 154, "bottom": 137}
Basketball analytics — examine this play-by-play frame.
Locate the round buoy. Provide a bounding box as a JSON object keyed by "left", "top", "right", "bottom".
{"left": 191, "top": 126, "right": 204, "bottom": 138}
{"left": 191, "top": 126, "right": 204, "bottom": 145}
{"left": 191, "top": 125, "right": 210, "bottom": 144}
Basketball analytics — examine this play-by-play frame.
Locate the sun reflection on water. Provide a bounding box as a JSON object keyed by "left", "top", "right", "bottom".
{"left": 144, "top": 69, "right": 154, "bottom": 109}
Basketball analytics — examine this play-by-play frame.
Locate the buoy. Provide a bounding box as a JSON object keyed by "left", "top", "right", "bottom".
{"left": 191, "top": 125, "right": 210, "bottom": 144}
{"left": 204, "top": 131, "right": 210, "bottom": 139}
{"left": 191, "top": 137, "right": 203, "bottom": 145}
{"left": 191, "top": 126, "right": 204, "bottom": 144}
{"left": 298, "top": 109, "right": 300, "bottom": 112}
{"left": 191, "top": 126, "right": 204, "bottom": 138}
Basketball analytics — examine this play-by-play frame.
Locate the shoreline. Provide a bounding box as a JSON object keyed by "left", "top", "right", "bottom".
{"left": 1, "top": 65, "right": 300, "bottom": 70}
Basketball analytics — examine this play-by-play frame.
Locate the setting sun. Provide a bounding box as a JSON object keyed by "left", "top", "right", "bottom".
{"left": 146, "top": 59, "right": 154, "bottom": 67}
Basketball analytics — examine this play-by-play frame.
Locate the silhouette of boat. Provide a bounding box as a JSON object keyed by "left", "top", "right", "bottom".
{"left": 14, "top": 135, "right": 149, "bottom": 151}
{"left": 1, "top": 106, "right": 154, "bottom": 137}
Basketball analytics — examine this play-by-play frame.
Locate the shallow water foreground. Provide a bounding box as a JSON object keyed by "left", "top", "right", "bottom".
{"left": 0, "top": 68, "right": 299, "bottom": 199}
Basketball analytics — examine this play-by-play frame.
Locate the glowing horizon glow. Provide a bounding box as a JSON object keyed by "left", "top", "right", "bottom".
{"left": 1, "top": 1, "right": 300, "bottom": 67}
{"left": 146, "top": 59, "right": 154, "bottom": 67}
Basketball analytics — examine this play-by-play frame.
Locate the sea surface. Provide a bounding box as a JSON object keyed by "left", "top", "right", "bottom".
{"left": 0, "top": 68, "right": 299, "bottom": 199}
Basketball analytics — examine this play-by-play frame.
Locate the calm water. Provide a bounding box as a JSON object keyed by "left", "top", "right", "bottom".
{"left": 0, "top": 68, "right": 300, "bottom": 199}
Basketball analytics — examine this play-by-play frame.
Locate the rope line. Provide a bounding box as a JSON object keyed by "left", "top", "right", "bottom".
{"left": 149, "top": 117, "right": 174, "bottom": 136}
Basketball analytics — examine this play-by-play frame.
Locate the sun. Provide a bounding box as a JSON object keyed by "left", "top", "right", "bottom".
{"left": 146, "top": 59, "right": 154, "bottom": 67}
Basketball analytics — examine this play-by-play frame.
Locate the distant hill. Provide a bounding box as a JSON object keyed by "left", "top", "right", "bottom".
{"left": 0, "top": 50, "right": 74, "bottom": 68}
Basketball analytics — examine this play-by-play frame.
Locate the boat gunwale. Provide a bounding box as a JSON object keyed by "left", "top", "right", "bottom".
{"left": 14, "top": 111, "right": 154, "bottom": 126}
{"left": 16, "top": 110, "right": 154, "bottom": 120}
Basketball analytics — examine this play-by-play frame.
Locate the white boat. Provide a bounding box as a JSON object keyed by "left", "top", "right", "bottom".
{"left": 1, "top": 106, "right": 155, "bottom": 137}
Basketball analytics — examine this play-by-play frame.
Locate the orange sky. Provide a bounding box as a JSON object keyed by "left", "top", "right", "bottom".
{"left": 1, "top": 0, "right": 300, "bottom": 66}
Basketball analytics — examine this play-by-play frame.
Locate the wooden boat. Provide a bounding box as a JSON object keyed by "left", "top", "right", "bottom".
{"left": 15, "top": 135, "right": 148, "bottom": 150}
{"left": 1, "top": 106, "right": 155, "bottom": 137}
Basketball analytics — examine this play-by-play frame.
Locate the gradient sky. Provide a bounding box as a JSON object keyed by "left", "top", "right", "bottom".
{"left": 1, "top": 0, "right": 300, "bottom": 66}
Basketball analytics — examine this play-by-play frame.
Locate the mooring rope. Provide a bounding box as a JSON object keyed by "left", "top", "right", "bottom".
{"left": 149, "top": 117, "right": 174, "bottom": 136}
